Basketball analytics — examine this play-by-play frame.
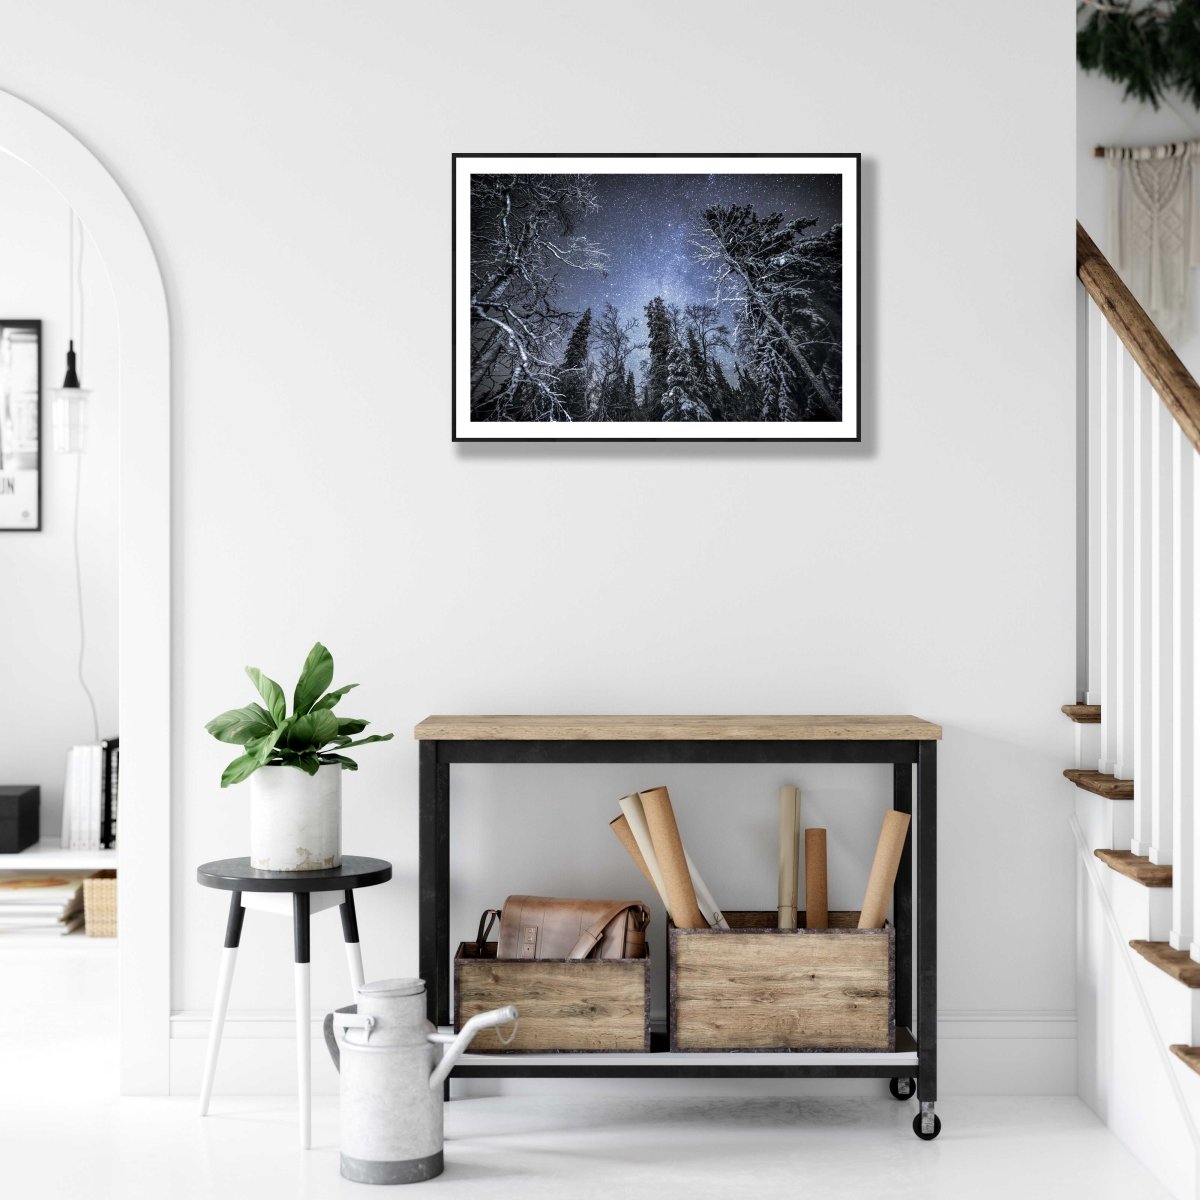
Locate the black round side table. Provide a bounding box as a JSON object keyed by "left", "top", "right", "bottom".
{"left": 196, "top": 856, "right": 391, "bottom": 1148}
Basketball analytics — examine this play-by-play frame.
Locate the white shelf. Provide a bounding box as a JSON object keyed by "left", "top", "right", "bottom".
{"left": 0, "top": 930, "right": 116, "bottom": 948}
{"left": 0, "top": 837, "right": 117, "bottom": 871}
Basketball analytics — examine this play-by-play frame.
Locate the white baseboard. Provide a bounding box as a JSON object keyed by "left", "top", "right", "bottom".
{"left": 169, "top": 1009, "right": 1077, "bottom": 1098}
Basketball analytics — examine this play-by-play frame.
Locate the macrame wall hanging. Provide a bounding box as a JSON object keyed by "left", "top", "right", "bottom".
{"left": 1100, "top": 140, "right": 1200, "bottom": 341}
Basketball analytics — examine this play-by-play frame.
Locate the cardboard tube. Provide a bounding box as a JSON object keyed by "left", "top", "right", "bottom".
{"left": 778, "top": 786, "right": 799, "bottom": 929}
{"left": 610, "top": 813, "right": 661, "bottom": 899}
{"left": 858, "top": 811, "right": 911, "bottom": 928}
{"left": 685, "top": 850, "right": 730, "bottom": 930}
{"left": 639, "top": 786, "right": 708, "bottom": 929}
{"left": 617, "top": 794, "right": 670, "bottom": 909}
{"left": 805, "top": 828, "right": 828, "bottom": 930}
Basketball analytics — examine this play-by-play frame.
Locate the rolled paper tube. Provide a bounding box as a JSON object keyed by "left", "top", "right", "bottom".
{"left": 609, "top": 813, "right": 662, "bottom": 899}
{"left": 858, "top": 810, "right": 912, "bottom": 929}
{"left": 778, "top": 786, "right": 799, "bottom": 929}
{"left": 638, "top": 785, "right": 708, "bottom": 929}
{"left": 805, "top": 828, "right": 828, "bottom": 930}
{"left": 617, "top": 794, "right": 671, "bottom": 911}
{"left": 683, "top": 849, "right": 730, "bottom": 930}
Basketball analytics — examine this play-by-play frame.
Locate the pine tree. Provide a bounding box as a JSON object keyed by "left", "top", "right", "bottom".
{"left": 662, "top": 342, "right": 712, "bottom": 421}
{"left": 559, "top": 308, "right": 592, "bottom": 421}
{"left": 643, "top": 297, "right": 672, "bottom": 420}
{"left": 695, "top": 205, "right": 842, "bottom": 421}
{"left": 624, "top": 369, "right": 638, "bottom": 419}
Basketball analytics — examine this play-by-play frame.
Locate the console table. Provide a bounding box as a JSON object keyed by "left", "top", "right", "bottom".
{"left": 414, "top": 715, "right": 941, "bottom": 1139}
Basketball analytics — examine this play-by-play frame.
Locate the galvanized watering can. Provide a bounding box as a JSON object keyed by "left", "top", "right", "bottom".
{"left": 324, "top": 977, "right": 517, "bottom": 1185}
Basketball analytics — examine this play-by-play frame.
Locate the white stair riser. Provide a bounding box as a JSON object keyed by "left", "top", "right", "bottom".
{"left": 1106, "top": 871, "right": 1171, "bottom": 943}
{"left": 1076, "top": 791, "right": 1134, "bottom": 856}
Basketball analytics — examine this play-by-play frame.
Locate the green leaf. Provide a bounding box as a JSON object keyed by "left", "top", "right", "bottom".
{"left": 220, "top": 752, "right": 261, "bottom": 787}
{"left": 312, "top": 683, "right": 358, "bottom": 712}
{"left": 281, "top": 708, "right": 340, "bottom": 753}
{"left": 293, "top": 642, "right": 335, "bottom": 717}
{"left": 249, "top": 726, "right": 284, "bottom": 765}
{"left": 294, "top": 752, "right": 321, "bottom": 776}
{"left": 245, "top": 667, "right": 286, "bottom": 724}
{"left": 336, "top": 733, "right": 394, "bottom": 751}
{"left": 206, "top": 703, "right": 275, "bottom": 746}
{"left": 319, "top": 753, "right": 359, "bottom": 771}
{"left": 336, "top": 717, "right": 369, "bottom": 737}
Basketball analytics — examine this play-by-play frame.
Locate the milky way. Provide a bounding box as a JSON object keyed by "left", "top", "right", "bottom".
{"left": 552, "top": 172, "right": 842, "bottom": 373}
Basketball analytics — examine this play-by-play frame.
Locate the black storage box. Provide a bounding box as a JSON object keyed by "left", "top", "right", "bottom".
{"left": 0, "top": 786, "right": 39, "bottom": 853}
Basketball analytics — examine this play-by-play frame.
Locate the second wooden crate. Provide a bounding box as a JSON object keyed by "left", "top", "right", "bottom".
{"left": 454, "top": 941, "right": 651, "bottom": 1052}
{"left": 670, "top": 910, "right": 894, "bottom": 1051}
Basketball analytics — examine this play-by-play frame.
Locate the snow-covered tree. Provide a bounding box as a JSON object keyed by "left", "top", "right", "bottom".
{"left": 559, "top": 308, "right": 592, "bottom": 421}
{"left": 470, "top": 175, "right": 608, "bottom": 421}
{"left": 661, "top": 341, "right": 712, "bottom": 421}
{"left": 592, "top": 303, "right": 638, "bottom": 421}
{"left": 642, "top": 296, "right": 672, "bottom": 420}
{"left": 693, "top": 205, "right": 841, "bottom": 421}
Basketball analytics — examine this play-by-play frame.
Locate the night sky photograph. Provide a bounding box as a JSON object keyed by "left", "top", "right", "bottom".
{"left": 466, "top": 166, "right": 847, "bottom": 429}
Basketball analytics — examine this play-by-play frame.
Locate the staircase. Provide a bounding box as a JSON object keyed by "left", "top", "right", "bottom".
{"left": 1073, "top": 224, "right": 1200, "bottom": 1199}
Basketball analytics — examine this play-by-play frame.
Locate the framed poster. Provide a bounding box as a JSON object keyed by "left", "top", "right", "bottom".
{"left": 453, "top": 153, "right": 859, "bottom": 442}
{"left": 0, "top": 320, "right": 41, "bottom": 529}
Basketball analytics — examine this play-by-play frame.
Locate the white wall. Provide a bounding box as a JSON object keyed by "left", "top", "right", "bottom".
{"left": 1078, "top": 68, "right": 1200, "bottom": 375}
{"left": 0, "top": 1, "right": 1076, "bottom": 1093}
{"left": 0, "top": 152, "right": 117, "bottom": 835}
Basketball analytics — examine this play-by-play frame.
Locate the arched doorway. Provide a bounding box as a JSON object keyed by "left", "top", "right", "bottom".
{"left": 0, "top": 89, "right": 170, "bottom": 1094}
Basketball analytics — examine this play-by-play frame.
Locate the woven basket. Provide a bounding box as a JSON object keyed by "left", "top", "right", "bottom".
{"left": 83, "top": 870, "right": 117, "bottom": 938}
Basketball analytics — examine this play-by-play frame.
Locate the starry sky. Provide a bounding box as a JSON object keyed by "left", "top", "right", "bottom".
{"left": 552, "top": 172, "right": 842, "bottom": 374}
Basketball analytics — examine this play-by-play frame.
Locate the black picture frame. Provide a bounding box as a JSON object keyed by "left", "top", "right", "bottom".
{"left": 453, "top": 153, "right": 861, "bottom": 443}
{"left": 0, "top": 319, "right": 42, "bottom": 530}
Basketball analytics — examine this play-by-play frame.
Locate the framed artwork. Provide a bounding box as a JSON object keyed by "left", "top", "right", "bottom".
{"left": 0, "top": 320, "right": 41, "bottom": 529}
{"left": 453, "top": 153, "right": 859, "bottom": 442}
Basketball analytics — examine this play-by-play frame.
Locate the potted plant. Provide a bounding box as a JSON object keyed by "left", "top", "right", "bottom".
{"left": 205, "top": 642, "right": 393, "bottom": 871}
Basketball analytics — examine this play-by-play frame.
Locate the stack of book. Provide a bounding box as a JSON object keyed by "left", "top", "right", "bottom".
{"left": 0, "top": 872, "right": 88, "bottom": 935}
{"left": 61, "top": 738, "right": 119, "bottom": 851}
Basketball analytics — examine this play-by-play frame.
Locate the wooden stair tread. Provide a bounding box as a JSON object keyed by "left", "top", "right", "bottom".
{"left": 1094, "top": 849, "right": 1172, "bottom": 887}
{"left": 1062, "top": 704, "right": 1101, "bottom": 724}
{"left": 1170, "top": 1045, "right": 1200, "bottom": 1076}
{"left": 1063, "top": 769, "right": 1134, "bottom": 799}
{"left": 1130, "top": 941, "right": 1200, "bottom": 987}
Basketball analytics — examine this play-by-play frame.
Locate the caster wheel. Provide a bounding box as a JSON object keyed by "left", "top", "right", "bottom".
{"left": 889, "top": 1077, "right": 915, "bottom": 1101}
{"left": 913, "top": 1112, "right": 942, "bottom": 1141}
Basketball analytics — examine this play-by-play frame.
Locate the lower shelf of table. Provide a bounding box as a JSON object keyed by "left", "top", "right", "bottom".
{"left": 445, "top": 1025, "right": 919, "bottom": 1078}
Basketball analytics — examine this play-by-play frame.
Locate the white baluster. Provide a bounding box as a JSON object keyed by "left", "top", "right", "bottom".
{"left": 1188, "top": 442, "right": 1200, "bottom": 964}
{"left": 1099, "top": 322, "right": 1120, "bottom": 777}
{"left": 1131, "top": 370, "right": 1155, "bottom": 849}
{"left": 1170, "top": 425, "right": 1194, "bottom": 945}
{"left": 1149, "top": 400, "right": 1176, "bottom": 865}
{"left": 1086, "top": 299, "right": 1103, "bottom": 709}
{"left": 1114, "top": 348, "right": 1136, "bottom": 781}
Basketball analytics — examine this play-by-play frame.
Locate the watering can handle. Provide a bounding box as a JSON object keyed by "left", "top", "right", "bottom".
{"left": 324, "top": 1004, "right": 374, "bottom": 1072}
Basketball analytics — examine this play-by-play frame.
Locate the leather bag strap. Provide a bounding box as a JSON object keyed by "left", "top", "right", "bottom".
{"left": 566, "top": 901, "right": 649, "bottom": 960}
{"left": 475, "top": 908, "right": 501, "bottom": 954}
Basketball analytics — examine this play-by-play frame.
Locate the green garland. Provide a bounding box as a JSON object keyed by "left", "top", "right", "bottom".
{"left": 1078, "top": 0, "right": 1200, "bottom": 109}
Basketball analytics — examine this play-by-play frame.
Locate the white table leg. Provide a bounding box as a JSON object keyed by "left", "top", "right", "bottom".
{"left": 295, "top": 960, "right": 311, "bottom": 1149}
{"left": 345, "top": 940, "right": 365, "bottom": 993}
{"left": 200, "top": 892, "right": 245, "bottom": 1117}
{"left": 199, "top": 946, "right": 238, "bottom": 1115}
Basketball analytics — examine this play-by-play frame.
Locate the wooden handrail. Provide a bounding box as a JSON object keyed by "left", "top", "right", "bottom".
{"left": 1077, "top": 221, "right": 1200, "bottom": 453}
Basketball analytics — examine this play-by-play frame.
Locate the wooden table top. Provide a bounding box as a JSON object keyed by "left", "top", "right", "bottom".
{"left": 413, "top": 715, "right": 942, "bottom": 742}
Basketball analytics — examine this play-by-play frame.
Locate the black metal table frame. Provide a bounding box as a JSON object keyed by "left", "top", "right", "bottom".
{"left": 418, "top": 738, "right": 935, "bottom": 1114}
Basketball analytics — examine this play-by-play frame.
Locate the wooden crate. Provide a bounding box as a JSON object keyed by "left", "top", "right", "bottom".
{"left": 454, "top": 941, "right": 650, "bottom": 1053}
{"left": 669, "top": 910, "right": 894, "bottom": 1052}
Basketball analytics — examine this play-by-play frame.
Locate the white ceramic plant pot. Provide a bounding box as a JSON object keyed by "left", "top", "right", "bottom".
{"left": 249, "top": 762, "right": 342, "bottom": 871}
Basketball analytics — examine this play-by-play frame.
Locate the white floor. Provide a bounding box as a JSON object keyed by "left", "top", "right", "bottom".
{"left": 0, "top": 944, "right": 1176, "bottom": 1199}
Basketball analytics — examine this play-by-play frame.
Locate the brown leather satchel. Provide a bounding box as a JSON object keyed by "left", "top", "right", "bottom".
{"left": 474, "top": 895, "right": 650, "bottom": 961}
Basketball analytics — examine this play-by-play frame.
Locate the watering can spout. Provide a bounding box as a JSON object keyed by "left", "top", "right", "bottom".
{"left": 428, "top": 1006, "right": 518, "bottom": 1090}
